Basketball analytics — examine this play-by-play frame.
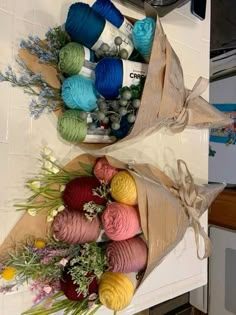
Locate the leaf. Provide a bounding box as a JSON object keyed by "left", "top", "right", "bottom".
{"left": 79, "top": 162, "right": 93, "bottom": 175}
{"left": 87, "top": 304, "right": 102, "bottom": 315}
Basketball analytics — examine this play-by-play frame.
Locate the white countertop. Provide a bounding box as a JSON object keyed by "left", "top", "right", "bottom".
{"left": 0, "top": 0, "right": 210, "bottom": 314}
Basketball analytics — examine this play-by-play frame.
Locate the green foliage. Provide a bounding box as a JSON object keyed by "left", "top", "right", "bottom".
{"left": 69, "top": 243, "right": 107, "bottom": 296}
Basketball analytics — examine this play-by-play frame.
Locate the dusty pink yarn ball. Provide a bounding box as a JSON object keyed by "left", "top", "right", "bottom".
{"left": 52, "top": 209, "right": 101, "bottom": 244}
{"left": 102, "top": 202, "right": 140, "bottom": 241}
{"left": 106, "top": 237, "right": 148, "bottom": 273}
{"left": 93, "top": 157, "right": 119, "bottom": 183}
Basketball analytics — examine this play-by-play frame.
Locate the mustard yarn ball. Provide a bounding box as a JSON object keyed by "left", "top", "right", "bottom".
{"left": 99, "top": 272, "right": 135, "bottom": 311}
{"left": 110, "top": 171, "right": 137, "bottom": 205}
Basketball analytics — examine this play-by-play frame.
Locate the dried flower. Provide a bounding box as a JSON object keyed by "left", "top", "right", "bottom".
{"left": 27, "top": 208, "right": 37, "bottom": 216}
{"left": 83, "top": 201, "right": 105, "bottom": 221}
{"left": 34, "top": 240, "right": 46, "bottom": 249}
{"left": 1, "top": 266, "right": 16, "bottom": 281}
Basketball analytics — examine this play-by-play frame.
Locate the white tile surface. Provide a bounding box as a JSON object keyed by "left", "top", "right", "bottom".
{"left": 0, "top": 0, "right": 210, "bottom": 314}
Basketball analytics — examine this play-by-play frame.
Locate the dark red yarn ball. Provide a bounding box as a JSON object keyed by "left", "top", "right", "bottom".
{"left": 60, "top": 271, "right": 98, "bottom": 301}
{"left": 62, "top": 176, "right": 106, "bottom": 211}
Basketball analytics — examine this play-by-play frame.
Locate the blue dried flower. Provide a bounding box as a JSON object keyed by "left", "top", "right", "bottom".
{"left": 0, "top": 73, "right": 5, "bottom": 82}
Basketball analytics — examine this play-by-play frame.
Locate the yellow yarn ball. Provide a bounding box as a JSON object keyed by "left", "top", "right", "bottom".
{"left": 110, "top": 171, "right": 137, "bottom": 205}
{"left": 99, "top": 272, "right": 135, "bottom": 311}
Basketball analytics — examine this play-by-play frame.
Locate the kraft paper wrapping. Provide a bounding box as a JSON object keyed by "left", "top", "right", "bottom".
{"left": 18, "top": 11, "right": 232, "bottom": 149}
{"left": 0, "top": 154, "right": 225, "bottom": 287}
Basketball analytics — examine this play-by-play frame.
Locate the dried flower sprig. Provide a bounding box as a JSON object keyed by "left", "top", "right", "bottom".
{"left": 20, "top": 26, "right": 70, "bottom": 67}
{"left": 83, "top": 201, "right": 105, "bottom": 221}
{"left": 0, "top": 26, "right": 69, "bottom": 118}
{"left": 0, "top": 61, "right": 63, "bottom": 118}
{"left": 92, "top": 183, "right": 111, "bottom": 200}
{"left": 69, "top": 242, "right": 107, "bottom": 296}
{"left": 0, "top": 238, "right": 81, "bottom": 289}
{"left": 15, "top": 147, "right": 93, "bottom": 221}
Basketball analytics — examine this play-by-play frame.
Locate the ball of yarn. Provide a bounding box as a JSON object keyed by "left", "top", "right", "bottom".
{"left": 106, "top": 237, "right": 148, "bottom": 273}
{"left": 111, "top": 171, "right": 137, "bottom": 205}
{"left": 62, "top": 176, "right": 106, "bottom": 211}
{"left": 93, "top": 157, "right": 119, "bottom": 183}
{"left": 61, "top": 75, "right": 98, "bottom": 111}
{"left": 57, "top": 110, "right": 87, "bottom": 143}
{"left": 65, "top": 3, "right": 105, "bottom": 48}
{"left": 95, "top": 57, "right": 123, "bottom": 99}
{"left": 52, "top": 209, "right": 101, "bottom": 244}
{"left": 60, "top": 269, "right": 98, "bottom": 301}
{"left": 102, "top": 202, "right": 140, "bottom": 241}
{"left": 92, "top": 0, "right": 124, "bottom": 29}
{"left": 99, "top": 272, "right": 135, "bottom": 311}
{"left": 132, "top": 18, "right": 156, "bottom": 62}
{"left": 111, "top": 115, "right": 133, "bottom": 139}
{"left": 59, "top": 42, "right": 92, "bottom": 76}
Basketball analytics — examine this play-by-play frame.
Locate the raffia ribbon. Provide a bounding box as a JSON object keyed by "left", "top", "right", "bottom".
{"left": 173, "top": 160, "right": 212, "bottom": 259}
{"left": 169, "top": 77, "right": 209, "bottom": 133}
{"left": 127, "top": 158, "right": 211, "bottom": 260}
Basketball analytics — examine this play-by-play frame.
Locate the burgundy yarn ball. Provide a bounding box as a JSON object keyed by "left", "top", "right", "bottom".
{"left": 52, "top": 209, "right": 101, "bottom": 244}
{"left": 60, "top": 271, "right": 98, "bottom": 301}
{"left": 62, "top": 176, "right": 106, "bottom": 211}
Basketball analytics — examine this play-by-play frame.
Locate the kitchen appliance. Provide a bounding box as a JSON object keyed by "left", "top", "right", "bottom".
{"left": 123, "top": 0, "right": 190, "bottom": 17}
{"left": 209, "top": 226, "right": 236, "bottom": 315}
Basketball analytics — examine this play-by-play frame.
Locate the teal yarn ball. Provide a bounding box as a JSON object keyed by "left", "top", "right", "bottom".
{"left": 132, "top": 18, "right": 156, "bottom": 61}
{"left": 57, "top": 110, "right": 87, "bottom": 143}
{"left": 61, "top": 75, "right": 98, "bottom": 112}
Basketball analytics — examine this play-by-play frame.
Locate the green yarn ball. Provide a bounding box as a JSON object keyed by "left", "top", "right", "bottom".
{"left": 57, "top": 110, "right": 87, "bottom": 143}
{"left": 59, "top": 42, "right": 85, "bottom": 76}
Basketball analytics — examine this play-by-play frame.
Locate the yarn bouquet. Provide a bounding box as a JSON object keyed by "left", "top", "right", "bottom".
{"left": 0, "top": 1, "right": 231, "bottom": 149}
{"left": 0, "top": 149, "right": 225, "bottom": 314}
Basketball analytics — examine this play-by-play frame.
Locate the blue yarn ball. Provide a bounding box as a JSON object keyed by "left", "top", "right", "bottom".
{"left": 95, "top": 58, "right": 123, "bottom": 99}
{"left": 132, "top": 18, "right": 156, "bottom": 61}
{"left": 65, "top": 3, "right": 105, "bottom": 48}
{"left": 92, "top": 0, "right": 124, "bottom": 29}
{"left": 61, "top": 75, "right": 98, "bottom": 112}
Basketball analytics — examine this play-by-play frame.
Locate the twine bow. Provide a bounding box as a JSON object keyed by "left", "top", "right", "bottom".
{"left": 114, "top": 156, "right": 212, "bottom": 260}
{"left": 175, "top": 160, "right": 212, "bottom": 259}
{"left": 169, "top": 77, "right": 209, "bottom": 133}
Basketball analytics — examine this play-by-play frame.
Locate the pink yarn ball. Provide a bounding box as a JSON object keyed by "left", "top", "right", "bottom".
{"left": 93, "top": 157, "right": 119, "bottom": 183}
{"left": 52, "top": 209, "right": 101, "bottom": 244}
{"left": 102, "top": 202, "right": 140, "bottom": 241}
{"left": 106, "top": 237, "right": 148, "bottom": 273}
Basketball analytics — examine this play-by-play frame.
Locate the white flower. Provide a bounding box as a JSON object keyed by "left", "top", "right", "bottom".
{"left": 31, "top": 181, "right": 41, "bottom": 189}
{"left": 60, "top": 185, "right": 66, "bottom": 192}
{"left": 48, "top": 155, "right": 56, "bottom": 162}
{"left": 51, "top": 166, "right": 59, "bottom": 174}
{"left": 47, "top": 215, "right": 54, "bottom": 222}
{"left": 57, "top": 205, "right": 64, "bottom": 212}
{"left": 88, "top": 293, "right": 98, "bottom": 301}
{"left": 28, "top": 208, "right": 37, "bottom": 216}
{"left": 44, "top": 161, "right": 52, "bottom": 170}
{"left": 43, "top": 286, "right": 52, "bottom": 294}
{"left": 51, "top": 209, "right": 58, "bottom": 217}
{"left": 58, "top": 258, "right": 68, "bottom": 266}
{"left": 43, "top": 147, "right": 52, "bottom": 156}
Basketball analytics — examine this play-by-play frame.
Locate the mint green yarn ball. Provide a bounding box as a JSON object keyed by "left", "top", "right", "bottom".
{"left": 57, "top": 110, "right": 87, "bottom": 143}
{"left": 59, "top": 42, "right": 85, "bottom": 76}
